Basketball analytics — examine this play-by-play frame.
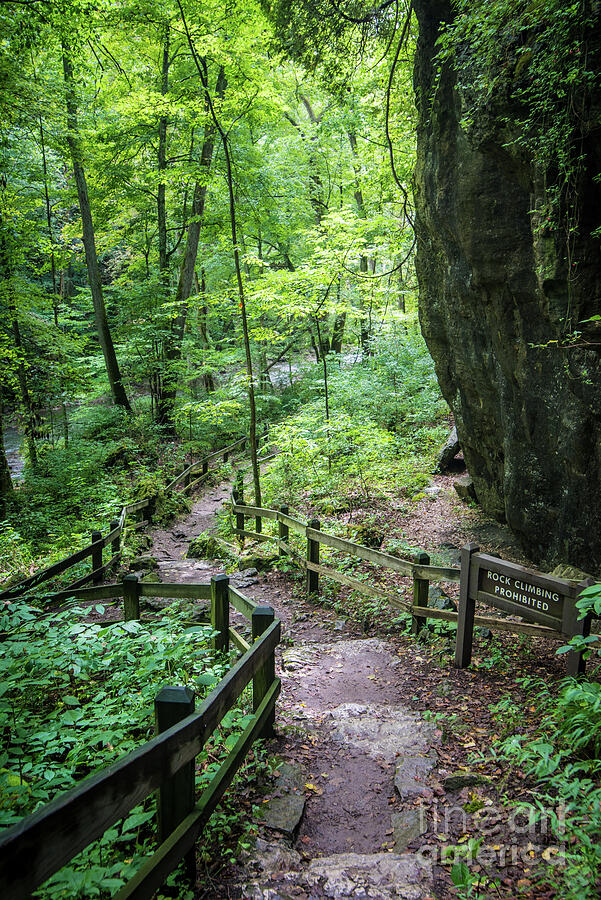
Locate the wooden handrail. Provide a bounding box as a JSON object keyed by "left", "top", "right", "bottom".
{"left": 232, "top": 500, "right": 462, "bottom": 586}
{"left": 1, "top": 429, "right": 257, "bottom": 601}
{"left": 0, "top": 617, "right": 281, "bottom": 899}
{"left": 0, "top": 542, "right": 100, "bottom": 600}
{"left": 166, "top": 435, "right": 248, "bottom": 491}
{"left": 228, "top": 585, "right": 258, "bottom": 618}
{"left": 124, "top": 498, "right": 150, "bottom": 514}
{"left": 113, "top": 678, "right": 280, "bottom": 900}
{"left": 138, "top": 583, "right": 212, "bottom": 600}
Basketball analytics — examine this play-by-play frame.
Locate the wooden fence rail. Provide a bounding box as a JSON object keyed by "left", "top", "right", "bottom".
{"left": 229, "top": 498, "right": 587, "bottom": 642}
{"left": 0, "top": 576, "right": 280, "bottom": 900}
{"left": 0, "top": 428, "right": 265, "bottom": 603}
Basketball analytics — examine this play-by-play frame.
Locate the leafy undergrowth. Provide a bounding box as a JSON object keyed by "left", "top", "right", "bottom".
{"left": 1, "top": 406, "right": 190, "bottom": 588}
{"left": 486, "top": 673, "right": 601, "bottom": 899}
{"left": 260, "top": 326, "right": 448, "bottom": 515}
{"left": 0, "top": 597, "right": 262, "bottom": 899}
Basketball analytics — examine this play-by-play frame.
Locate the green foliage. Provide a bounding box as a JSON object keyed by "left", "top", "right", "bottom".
{"left": 0, "top": 521, "right": 33, "bottom": 584}
{"left": 491, "top": 674, "right": 601, "bottom": 897}
{"left": 0, "top": 600, "right": 219, "bottom": 825}
{"left": 0, "top": 597, "right": 227, "bottom": 897}
{"left": 262, "top": 325, "right": 447, "bottom": 510}
{"left": 187, "top": 531, "right": 221, "bottom": 559}
{"left": 435, "top": 0, "right": 601, "bottom": 267}
{"left": 556, "top": 583, "right": 601, "bottom": 663}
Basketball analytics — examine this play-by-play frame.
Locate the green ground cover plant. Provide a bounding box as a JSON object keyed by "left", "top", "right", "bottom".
{"left": 0, "top": 596, "right": 258, "bottom": 898}
{"left": 261, "top": 326, "right": 448, "bottom": 512}
{"left": 489, "top": 664, "right": 601, "bottom": 897}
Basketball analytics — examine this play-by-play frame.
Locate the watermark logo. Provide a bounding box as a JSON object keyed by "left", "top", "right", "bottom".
{"left": 414, "top": 800, "right": 565, "bottom": 867}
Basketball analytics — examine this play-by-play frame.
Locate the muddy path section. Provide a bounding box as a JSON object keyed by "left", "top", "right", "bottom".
{"left": 149, "top": 480, "right": 234, "bottom": 584}
{"left": 210, "top": 570, "right": 437, "bottom": 899}
{"left": 142, "top": 481, "right": 437, "bottom": 898}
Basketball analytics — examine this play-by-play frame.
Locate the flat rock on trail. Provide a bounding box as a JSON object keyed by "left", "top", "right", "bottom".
{"left": 150, "top": 483, "right": 232, "bottom": 583}
{"left": 148, "top": 478, "right": 439, "bottom": 899}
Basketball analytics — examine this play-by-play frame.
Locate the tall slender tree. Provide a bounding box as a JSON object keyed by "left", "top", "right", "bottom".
{"left": 62, "top": 44, "right": 131, "bottom": 411}
{"left": 156, "top": 62, "right": 226, "bottom": 429}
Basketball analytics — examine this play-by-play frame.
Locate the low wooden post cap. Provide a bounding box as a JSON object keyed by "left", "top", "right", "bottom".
{"left": 211, "top": 573, "right": 229, "bottom": 585}
{"left": 252, "top": 604, "right": 275, "bottom": 618}
{"left": 252, "top": 605, "right": 275, "bottom": 636}
{"left": 414, "top": 550, "right": 430, "bottom": 564}
{"left": 123, "top": 573, "right": 139, "bottom": 583}
{"left": 155, "top": 685, "right": 195, "bottom": 707}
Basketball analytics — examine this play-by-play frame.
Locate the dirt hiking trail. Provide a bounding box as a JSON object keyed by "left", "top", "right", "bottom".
{"left": 145, "top": 476, "right": 437, "bottom": 899}
{"left": 145, "top": 471, "right": 561, "bottom": 900}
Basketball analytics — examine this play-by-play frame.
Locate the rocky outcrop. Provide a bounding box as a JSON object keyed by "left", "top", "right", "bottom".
{"left": 413, "top": 0, "right": 601, "bottom": 569}
{"left": 436, "top": 425, "right": 460, "bottom": 472}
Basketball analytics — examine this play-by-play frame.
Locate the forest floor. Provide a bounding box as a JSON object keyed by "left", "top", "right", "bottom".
{"left": 141, "top": 465, "right": 571, "bottom": 899}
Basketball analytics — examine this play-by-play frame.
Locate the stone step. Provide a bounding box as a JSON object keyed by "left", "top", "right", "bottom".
{"left": 243, "top": 848, "right": 432, "bottom": 899}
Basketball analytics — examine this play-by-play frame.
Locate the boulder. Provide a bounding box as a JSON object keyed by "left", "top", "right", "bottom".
{"left": 453, "top": 475, "right": 477, "bottom": 503}
{"left": 258, "top": 763, "right": 306, "bottom": 839}
{"left": 475, "top": 626, "right": 493, "bottom": 641}
{"left": 131, "top": 554, "right": 158, "bottom": 572}
{"left": 353, "top": 522, "right": 384, "bottom": 549}
{"left": 238, "top": 552, "right": 278, "bottom": 571}
{"left": 414, "top": 0, "right": 601, "bottom": 569}
{"left": 391, "top": 810, "right": 427, "bottom": 852}
{"left": 550, "top": 564, "right": 593, "bottom": 582}
{"left": 437, "top": 426, "right": 460, "bottom": 473}
{"left": 442, "top": 771, "right": 490, "bottom": 792}
{"left": 428, "top": 586, "right": 457, "bottom": 612}
{"left": 187, "top": 532, "right": 220, "bottom": 559}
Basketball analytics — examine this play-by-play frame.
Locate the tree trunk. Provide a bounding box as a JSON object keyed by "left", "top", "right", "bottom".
{"left": 330, "top": 276, "right": 346, "bottom": 354}
{"left": 156, "top": 64, "right": 226, "bottom": 429}
{"left": 62, "top": 47, "right": 131, "bottom": 411}
{"left": 0, "top": 207, "right": 38, "bottom": 468}
{"left": 197, "top": 269, "right": 215, "bottom": 393}
{"left": 0, "top": 384, "right": 14, "bottom": 517}
{"left": 331, "top": 312, "right": 346, "bottom": 354}
{"left": 348, "top": 131, "right": 372, "bottom": 355}
{"left": 178, "top": 7, "right": 262, "bottom": 511}
{"left": 157, "top": 22, "right": 170, "bottom": 285}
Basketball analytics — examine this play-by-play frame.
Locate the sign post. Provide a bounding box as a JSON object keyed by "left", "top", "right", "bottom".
{"left": 455, "top": 545, "right": 593, "bottom": 676}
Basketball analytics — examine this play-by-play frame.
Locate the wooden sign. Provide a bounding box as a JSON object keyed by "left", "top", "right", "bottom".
{"left": 455, "top": 544, "right": 593, "bottom": 676}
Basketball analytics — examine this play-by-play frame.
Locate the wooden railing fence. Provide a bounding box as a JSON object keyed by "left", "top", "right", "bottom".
{"left": 230, "top": 494, "right": 573, "bottom": 642}
{"left": 0, "top": 429, "right": 268, "bottom": 603}
{"left": 0, "top": 575, "right": 280, "bottom": 899}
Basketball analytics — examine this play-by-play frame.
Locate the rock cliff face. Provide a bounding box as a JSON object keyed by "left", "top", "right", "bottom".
{"left": 413, "top": 0, "right": 601, "bottom": 569}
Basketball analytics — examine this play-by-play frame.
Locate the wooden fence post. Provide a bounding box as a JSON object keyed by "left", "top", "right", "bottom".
{"left": 202, "top": 460, "right": 209, "bottom": 477}
{"left": 411, "top": 551, "right": 430, "bottom": 637}
{"left": 236, "top": 474, "right": 245, "bottom": 542}
{"left": 454, "top": 543, "right": 479, "bottom": 668}
{"left": 306, "top": 518, "right": 320, "bottom": 596}
{"left": 123, "top": 574, "right": 140, "bottom": 621}
{"left": 278, "top": 505, "right": 289, "bottom": 557}
{"left": 91, "top": 531, "right": 102, "bottom": 584}
{"left": 211, "top": 574, "right": 230, "bottom": 654}
{"left": 110, "top": 519, "right": 120, "bottom": 567}
{"left": 155, "top": 685, "right": 196, "bottom": 882}
{"left": 252, "top": 605, "right": 275, "bottom": 738}
{"left": 146, "top": 498, "right": 155, "bottom": 525}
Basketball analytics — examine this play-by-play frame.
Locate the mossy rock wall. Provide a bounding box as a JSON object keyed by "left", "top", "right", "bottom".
{"left": 413, "top": 0, "right": 601, "bottom": 568}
